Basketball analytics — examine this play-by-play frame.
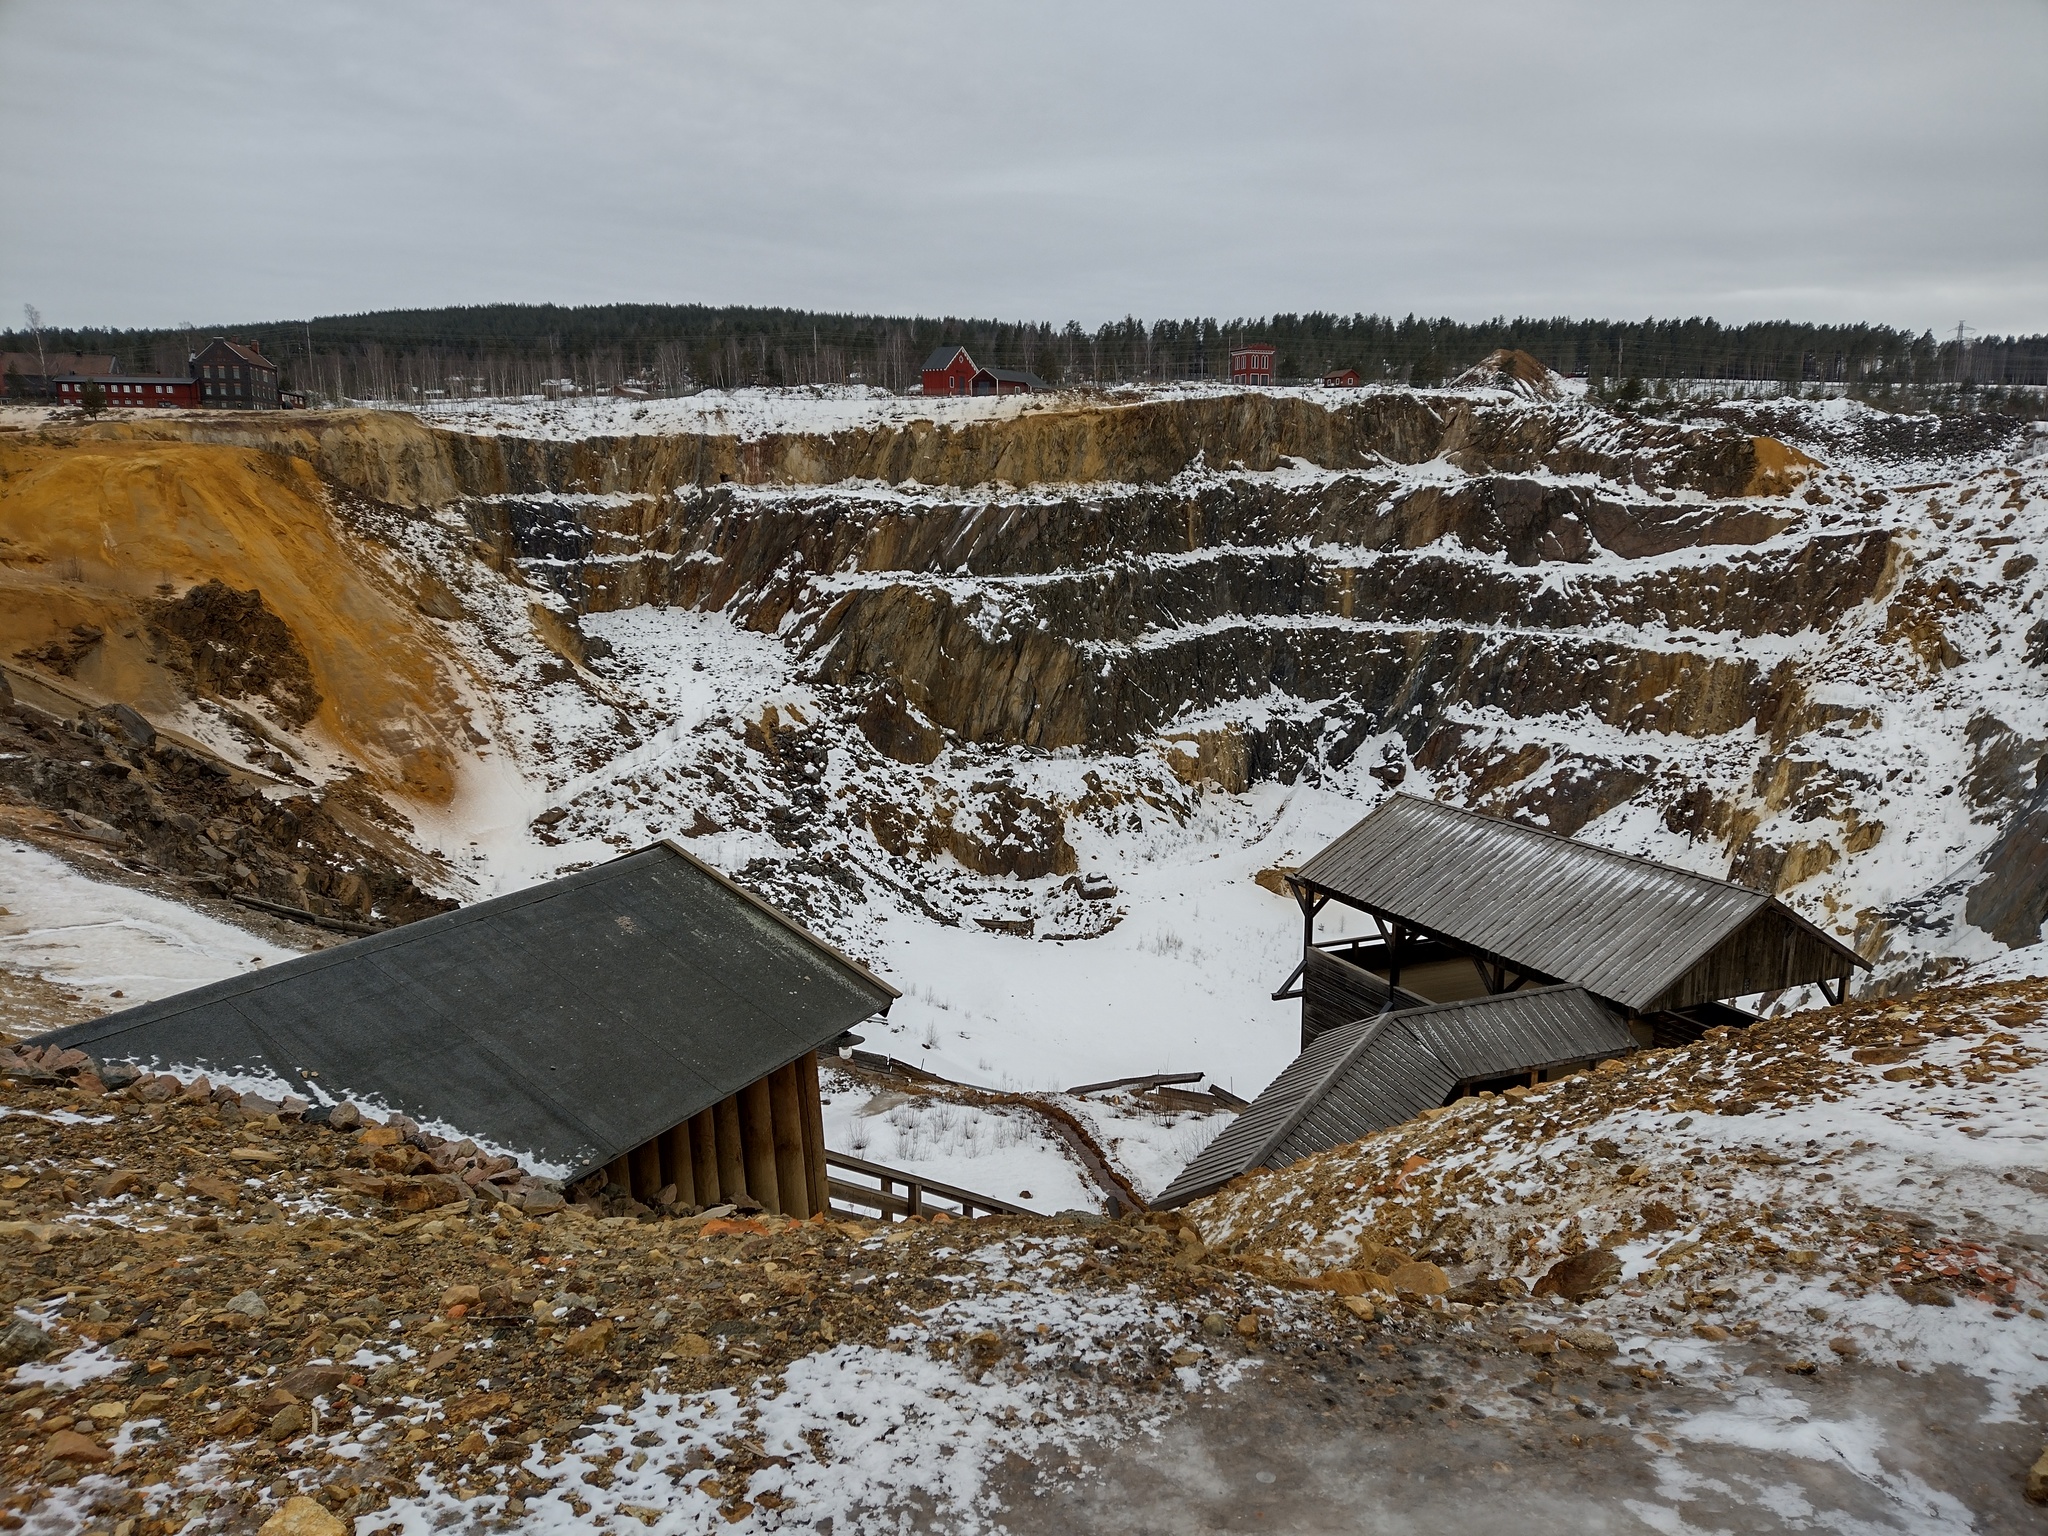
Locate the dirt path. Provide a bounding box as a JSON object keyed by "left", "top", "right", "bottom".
{"left": 986, "top": 1335, "right": 2047, "bottom": 1534}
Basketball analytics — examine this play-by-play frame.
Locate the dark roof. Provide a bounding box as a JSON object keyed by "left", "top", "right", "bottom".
{"left": 34, "top": 842, "right": 896, "bottom": 1179}
{"left": 1292, "top": 795, "right": 1865, "bottom": 1013}
{"left": 984, "top": 367, "right": 1049, "bottom": 391}
{"left": 920, "top": 346, "right": 973, "bottom": 373}
{"left": 54, "top": 374, "right": 192, "bottom": 387}
{"left": 1154, "top": 986, "right": 1632, "bottom": 1208}
{"left": 197, "top": 337, "right": 276, "bottom": 370}
{"left": 2, "top": 353, "right": 117, "bottom": 378}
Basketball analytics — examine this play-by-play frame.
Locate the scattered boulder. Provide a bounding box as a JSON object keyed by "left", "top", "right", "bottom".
{"left": 0, "top": 1317, "right": 55, "bottom": 1366}
{"left": 1534, "top": 1247, "right": 1622, "bottom": 1301}
{"left": 224, "top": 1289, "right": 269, "bottom": 1320}
{"left": 42, "top": 1429, "right": 110, "bottom": 1464}
{"left": 1388, "top": 1261, "right": 1450, "bottom": 1297}
{"left": 259, "top": 1495, "right": 349, "bottom": 1536}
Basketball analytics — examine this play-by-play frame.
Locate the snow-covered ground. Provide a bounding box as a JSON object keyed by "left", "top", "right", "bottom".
{"left": 0, "top": 838, "right": 299, "bottom": 1018}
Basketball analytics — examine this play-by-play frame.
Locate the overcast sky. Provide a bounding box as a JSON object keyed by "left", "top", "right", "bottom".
{"left": 3, "top": 1, "right": 2043, "bottom": 335}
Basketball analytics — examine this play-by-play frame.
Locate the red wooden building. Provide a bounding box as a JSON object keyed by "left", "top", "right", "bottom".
{"left": 1321, "top": 367, "right": 1362, "bottom": 388}
{"left": 921, "top": 346, "right": 980, "bottom": 396}
{"left": 921, "top": 346, "right": 1047, "bottom": 397}
{"left": 54, "top": 373, "right": 201, "bottom": 408}
{"left": 1230, "top": 343, "right": 1277, "bottom": 386}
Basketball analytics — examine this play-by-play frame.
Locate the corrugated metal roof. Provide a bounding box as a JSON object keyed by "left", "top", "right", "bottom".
{"left": 1292, "top": 795, "right": 1861, "bottom": 1012}
{"left": 1154, "top": 986, "right": 1634, "bottom": 1208}
{"left": 33, "top": 842, "right": 896, "bottom": 1180}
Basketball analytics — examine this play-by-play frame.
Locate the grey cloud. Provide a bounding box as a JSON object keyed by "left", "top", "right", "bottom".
{"left": 1, "top": 0, "right": 2041, "bottom": 331}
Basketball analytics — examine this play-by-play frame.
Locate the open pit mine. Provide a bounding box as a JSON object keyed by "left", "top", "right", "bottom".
{"left": 4, "top": 370, "right": 2048, "bottom": 1532}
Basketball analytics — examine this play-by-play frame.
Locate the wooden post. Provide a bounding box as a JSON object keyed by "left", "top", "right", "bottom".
{"left": 630, "top": 1139, "right": 661, "bottom": 1203}
{"left": 606, "top": 1154, "right": 631, "bottom": 1193}
{"left": 738, "top": 1077, "right": 781, "bottom": 1214}
{"left": 661, "top": 1122, "right": 693, "bottom": 1205}
{"left": 713, "top": 1094, "right": 747, "bottom": 1205}
{"left": 798, "top": 1049, "right": 830, "bottom": 1217}
{"left": 689, "top": 1110, "right": 720, "bottom": 1207}
{"left": 768, "top": 1061, "right": 809, "bottom": 1218}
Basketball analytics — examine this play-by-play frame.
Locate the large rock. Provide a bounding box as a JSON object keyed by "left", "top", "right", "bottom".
{"left": 258, "top": 1496, "right": 349, "bottom": 1536}
{"left": 1534, "top": 1247, "right": 1622, "bottom": 1301}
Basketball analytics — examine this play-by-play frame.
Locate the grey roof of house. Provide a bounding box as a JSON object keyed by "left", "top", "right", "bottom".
{"left": 1292, "top": 795, "right": 1864, "bottom": 1013}
{"left": 33, "top": 842, "right": 896, "bottom": 1179}
{"left": 1, "top": 353, "right": 118, "bottom": 378}
{"left": 197, "top": 337, "right": 276, "bottom": 370}
{"left": 1153, "top": 985, "right": 1633, "bottom": 1208}
{"left": 921, "top": 346, "right": 972, "bottom": 372}
{"left": 985, "top": 367, "right": 1049, "bottom": 391}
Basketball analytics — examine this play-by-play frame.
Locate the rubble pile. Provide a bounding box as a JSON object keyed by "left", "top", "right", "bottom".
{"left": 0, "top": 1057, "right": 1354, "bottom": 1531}
{"left": 7, "top": 981, "right": 2048, "bottom": 1527}
{"left": 1191, "top": 980, "right": 2048, "bottom": 1339}
{"left": 0, "top": 688, "right": 452, "bottom": 932}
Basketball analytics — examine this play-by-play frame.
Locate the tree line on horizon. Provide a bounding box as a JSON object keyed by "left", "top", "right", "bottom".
{"left": 6, "top": 303, "right": 2044, "bottom": 404}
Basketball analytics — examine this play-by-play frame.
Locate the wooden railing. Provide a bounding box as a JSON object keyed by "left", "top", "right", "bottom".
{"left": 824, "top": 1151, "right": 1032, "bottom": 1222}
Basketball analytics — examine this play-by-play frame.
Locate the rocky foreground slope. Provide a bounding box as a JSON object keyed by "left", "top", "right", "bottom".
{"left": 3, "top": 978, "right": 2046, "bottom": 1532}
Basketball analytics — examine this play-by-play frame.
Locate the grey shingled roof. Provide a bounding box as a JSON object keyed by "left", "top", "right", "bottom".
{"left": 920, "top": 346, "right": 972, "bottom": 373}
{"left": 984, "top": 367, "right": 1048, "bottom": 391}
{"left": 34, "top": 842, "right": 896, "bottom": 1180}
{"left": 1153, "top": 986, "right": 1633, "bottom": 1208}
{"left": 1293, "top": 795, "right": 1863, "bottom": 1013}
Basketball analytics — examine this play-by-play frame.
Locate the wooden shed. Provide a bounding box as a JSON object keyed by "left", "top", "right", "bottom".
{"left": 1277, "top": 795, "right": 1868, "bottom": 1047}
{"left": 35, "top": 841, "right": 896, "bottom": 1218}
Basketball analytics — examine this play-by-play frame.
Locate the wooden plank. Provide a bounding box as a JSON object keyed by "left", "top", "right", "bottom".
{"left": 606, "top": 1154, "right": 631, "bottom": 1193}
{"left": 827, "top": 1176, "right": 911, "bottom": 1219}
{"left": 687, "top": 1110, "right": 719, "bottom": 1207}
{"left": 661, "top": 1121, "right": 693, "bottom": 1206}
{"left": 630, "top": 1139, "right": 661, "bottom": 1203}
{"left": 767, "top": 1060, "right": 810, "bottom": 1218}
{"left": 738, "top": 1077, "right": 781, "bottom": 1214}
{"left": 1065, "top": 1070, "right": 1203, "bottom": 1098}
{"left": 713, "top": 1094, "right": 747, "bottom": 1205}
{"left": 798, "top": 1049, "right": 829, "bottom": 1217}
{"left": 823, "top": 1150, "right": 1031, "bottom": 1216}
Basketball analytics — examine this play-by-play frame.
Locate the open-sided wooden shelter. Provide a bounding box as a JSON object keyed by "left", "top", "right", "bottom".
{"left": 1157, "top": 795, "right": 1872, "bottom": 1209}
{"left": 1278, "top": 795, "right": 1867, "bottom": 1048}
{"left": 36, "top": 841, "right": 896, "bottom": 1218}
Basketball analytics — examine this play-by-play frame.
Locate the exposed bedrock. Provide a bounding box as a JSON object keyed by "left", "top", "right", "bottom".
{"left": 464, "top": 473, "right": 1848, "bottom": 633}
{"left": 94, "top": 389, "right": 1781, "bottom": 505}
{"left": 403, "top": 391, "right": 1783, "bottom": 498}
{"left": 802, "top": 592, "right": 1760, "bottom": 754}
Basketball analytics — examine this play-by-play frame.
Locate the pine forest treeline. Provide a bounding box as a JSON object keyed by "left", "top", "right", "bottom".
{"left": 6, "top": 303, "right": 2044, "bottom": 404}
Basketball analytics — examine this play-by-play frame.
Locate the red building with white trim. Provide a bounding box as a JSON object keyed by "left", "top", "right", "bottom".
{"left": 1230, "top": 343, "right": 1277, "bottom": 386}
{"left": 920, "top": 346, "right": 1048, "bottom": 397}
{"left": 54, "top": 373, "right": 202, "bottom": 408}
{"left": 921, "top": 346, "right": 980, "bottom": 396}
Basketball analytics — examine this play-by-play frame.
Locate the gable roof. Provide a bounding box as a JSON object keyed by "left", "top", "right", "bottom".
{"left": 197, "top": 337, "right": 276, "bottom": 370}
{"left": 33, "top": 842, "right": 896, "bottom": 1178}
{"left": 984, "top": 367, "right": 1048, "bottom": 391}
{"left": 920, "top": 345, "right": 974, "bottom": 373}
{"left": 1292, "top": 795, "right": 1864, "bottom": 1013}
{"left": 2, "top": 353, "right": 117, "bottom": 378}
{"left": 1154, "top": 985, "right": 1632, "bottom": 1208}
